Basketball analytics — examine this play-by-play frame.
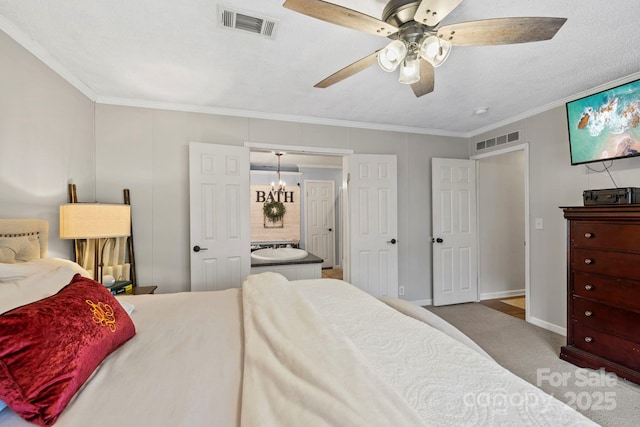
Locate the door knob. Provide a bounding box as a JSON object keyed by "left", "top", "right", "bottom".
{"left": 387, "top": 238, "right": 397, "bottom": 244}
{"left": 193, "top": 245, "right": 208, "bottom": 252}
{"left": 328, "top": 228, "right": 332, "bottom": 232}
{"left": 432, "top": 238, "right": 444, "bottom": 243}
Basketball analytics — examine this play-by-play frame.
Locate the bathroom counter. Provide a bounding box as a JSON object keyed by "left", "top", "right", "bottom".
{"left": 250, "top": 251, "right": 324, "bottom": 280}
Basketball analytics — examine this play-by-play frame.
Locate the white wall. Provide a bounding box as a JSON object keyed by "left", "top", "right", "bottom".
{"left": 477, "top": 150, "right": 525, "bottom": 298}
{"left": 94, "top": 106, "right": 470, "bottom": 299}
{"left": 0, "top": 29, "right": 95, "bottom": 258}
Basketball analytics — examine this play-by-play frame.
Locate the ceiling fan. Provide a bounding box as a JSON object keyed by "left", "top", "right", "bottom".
{"left": 283, "top": 0, "right": 567, "bottom": 97}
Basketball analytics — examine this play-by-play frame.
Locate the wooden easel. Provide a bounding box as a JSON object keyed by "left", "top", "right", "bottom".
{"left": 67, "top": 184, "right": 138, "bottom": 285}
{"left": 123, "top": 189, "right": 138, "bottom": 286}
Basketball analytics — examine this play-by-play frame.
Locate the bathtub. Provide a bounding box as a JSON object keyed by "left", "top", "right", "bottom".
{"left": 250, "top": 248, "right": 308, "bottom": 261}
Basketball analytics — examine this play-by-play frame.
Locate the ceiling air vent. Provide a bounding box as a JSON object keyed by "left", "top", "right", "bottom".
{"left": 218, "top": 5, "right": 278, "bottom": 39}
{"left": 475, "top": 130, "right": 521, "bottom": 152}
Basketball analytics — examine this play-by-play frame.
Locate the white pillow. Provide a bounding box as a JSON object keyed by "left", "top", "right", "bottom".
{"left": 0, "top": 266, "right": 77, "bottom": 314}
{"left": 0, "top": 400, "right": 6, "bottom": 412}
{"left": 35, "top": 258, "right": 92, "bottom": 278}
{"left": 0, "top": 258, "right": 90, "bottom": 282}
{"left": 0, "top": 261, "right": 134, "bottom": 316}
{"left": 0, "top": 235, "right": 41, "bottom": 263}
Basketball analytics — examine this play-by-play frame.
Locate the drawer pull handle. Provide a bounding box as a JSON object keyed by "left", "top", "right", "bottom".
{"left": 584, "top": 284, "right": 593, "bottom": 291}
{"left": 584, "top": 310, "right": 593, "bottom": 317}
{"left": 584, "top": 336, "right": 593, "bottom": 343}
{"left": 584, "top": 232, "right": 594, "bottom": 238}
{"left": 584, "top": 259, "right": 593, "bottom": 265}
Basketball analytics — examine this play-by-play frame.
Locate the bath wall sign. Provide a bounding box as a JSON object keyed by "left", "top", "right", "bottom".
{"left": 255, "top": 190, "right": 295, "bottom": 204}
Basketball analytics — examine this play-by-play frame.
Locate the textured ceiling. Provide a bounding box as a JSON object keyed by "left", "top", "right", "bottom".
{"left": 1, "top": 0, "right": 639, "bottom": 136}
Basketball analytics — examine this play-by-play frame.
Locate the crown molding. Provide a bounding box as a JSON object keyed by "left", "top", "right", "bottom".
{"left": 95, "top": 96, "right": 465, "bottom": 138}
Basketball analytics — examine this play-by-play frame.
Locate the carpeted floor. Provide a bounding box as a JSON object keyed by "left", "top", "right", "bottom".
{"left": 426, "top": 302, "right": 640, "bottom": 427}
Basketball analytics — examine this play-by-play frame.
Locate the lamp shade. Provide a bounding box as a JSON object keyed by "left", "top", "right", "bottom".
{"left": 60, "top": 204, "right": 131, "bottom": 239}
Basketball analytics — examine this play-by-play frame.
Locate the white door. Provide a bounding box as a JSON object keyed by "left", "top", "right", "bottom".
{"left": 189, "top": 142, "right": 250, "bottom": 291}
{"left": 348, "top": 154, "right": 398, "bottom": 298}
{"left": 431, "top": 158, "right": 478, "bottom": 305}
{"left": 305, "top": 180, "right": 335, "bottom": 268}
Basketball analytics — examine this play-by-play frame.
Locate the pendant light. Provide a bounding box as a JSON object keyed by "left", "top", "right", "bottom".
{"left": 271, "top": 152, "right": 286, "bottom": 193}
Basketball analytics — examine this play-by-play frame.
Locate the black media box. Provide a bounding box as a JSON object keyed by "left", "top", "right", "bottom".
{"left": 583, "top": 188, "right": 640, "bottom": 205}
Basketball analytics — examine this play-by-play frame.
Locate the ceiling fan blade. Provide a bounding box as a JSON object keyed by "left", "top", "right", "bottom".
{"left": 314, "top": 51, "right": 380, "bottom": 88}
{"left": 411, "top": 59, "right": 435, "bottom": 97}
{"left": 437, "top": 17, "right": 567, "bottom": 46}
{"left": 414, "top": 0, "right": 463, "bottom": 27}
{"left": 284, "top": 0, "right": 398, "bottom": 37}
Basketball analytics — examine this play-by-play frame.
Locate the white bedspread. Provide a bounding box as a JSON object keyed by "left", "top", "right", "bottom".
{"left": 241, "top": 273, "right": 426, "bottom": 427}
{"left": 241, "top": 274, "right": 598, "bottom": 427}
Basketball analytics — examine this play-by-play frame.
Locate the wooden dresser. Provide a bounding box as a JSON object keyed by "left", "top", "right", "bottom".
{"left": 561, "top": 205, "right": 640, "bottom": 385}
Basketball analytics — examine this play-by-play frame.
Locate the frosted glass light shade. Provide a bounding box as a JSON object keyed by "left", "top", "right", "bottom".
{"left": 398, "top": 57, "right": 420, "bottom": 85}
{"left": 419, "top": 35, "right": 451, "bottom": 68}
{"left": 60, "top": 204, "right": 131, "bottom": 239}
{"left": 377, "top": 40, "right": 407, "bottom": 72}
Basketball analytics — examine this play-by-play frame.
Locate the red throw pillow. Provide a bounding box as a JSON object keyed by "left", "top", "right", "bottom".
{"left": 0, "top": 274, "right": 136, "bottom": 426}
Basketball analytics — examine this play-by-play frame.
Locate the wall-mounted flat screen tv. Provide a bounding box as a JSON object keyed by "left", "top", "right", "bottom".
{"left": 566, "top": 78, "right": 640, "bottom": 165}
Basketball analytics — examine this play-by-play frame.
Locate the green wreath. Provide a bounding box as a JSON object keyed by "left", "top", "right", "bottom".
{"left": 263, "top": 200, "right": 286, "bottom": 223}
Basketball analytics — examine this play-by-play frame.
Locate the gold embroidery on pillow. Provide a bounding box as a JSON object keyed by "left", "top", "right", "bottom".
{"left": 86, "top": 299, "right": 116, "bottom": 332}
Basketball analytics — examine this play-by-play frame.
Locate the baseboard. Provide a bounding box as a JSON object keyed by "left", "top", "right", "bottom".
{"left": 528, "top": 316, "right": 567, "bottom": 336}
{"left": 410, "top": 298, "right": 432, "bottom": 306}
{"left": 480, "top": 289, "right": 525, "bottom": 300}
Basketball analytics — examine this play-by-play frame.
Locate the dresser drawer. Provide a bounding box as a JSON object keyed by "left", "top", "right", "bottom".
{"left": 573, "top": 271, "right": 640, "bottom": 311}
{"left": 572, "top": 248, "right": 640, "bottom": 281}
{"left": 571, "top": 222, "right": 640, "bottom": 252}
{"left": 572, "top": 323, "right": 640, "bottom": 371}
{"left": 573, "top": 296, "right": 640, "bottom": 341}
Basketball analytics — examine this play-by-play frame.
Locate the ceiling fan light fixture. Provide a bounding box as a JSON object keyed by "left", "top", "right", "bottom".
{"left": 398, "top": 57, "right": 420, "bottom": 85}
{"left": 377, "top": 39, "right": 407, "bottom": 72}
{"left": 419, "top": 35, "right": 451, "bottom": 68}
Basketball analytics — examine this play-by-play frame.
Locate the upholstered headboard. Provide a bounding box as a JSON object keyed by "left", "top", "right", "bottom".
{"left": 0, "top": 219, "right": 49, "bottom": 261}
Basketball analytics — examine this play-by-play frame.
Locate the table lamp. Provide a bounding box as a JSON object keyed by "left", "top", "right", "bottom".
{"left": 60, "top": 203, "right": 131, "bottom": 283}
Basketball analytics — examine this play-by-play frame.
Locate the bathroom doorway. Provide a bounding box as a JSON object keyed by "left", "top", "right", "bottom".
{"left": 190, "top": 141, "right": 398, "bottom": 296}
{"left": 248, "top": 150, "right": 344, "bottom": 271}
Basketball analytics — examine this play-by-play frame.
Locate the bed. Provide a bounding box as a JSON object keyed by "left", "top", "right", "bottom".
{"left": 0, "top": 219, "right": 597, "bottom": 426}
